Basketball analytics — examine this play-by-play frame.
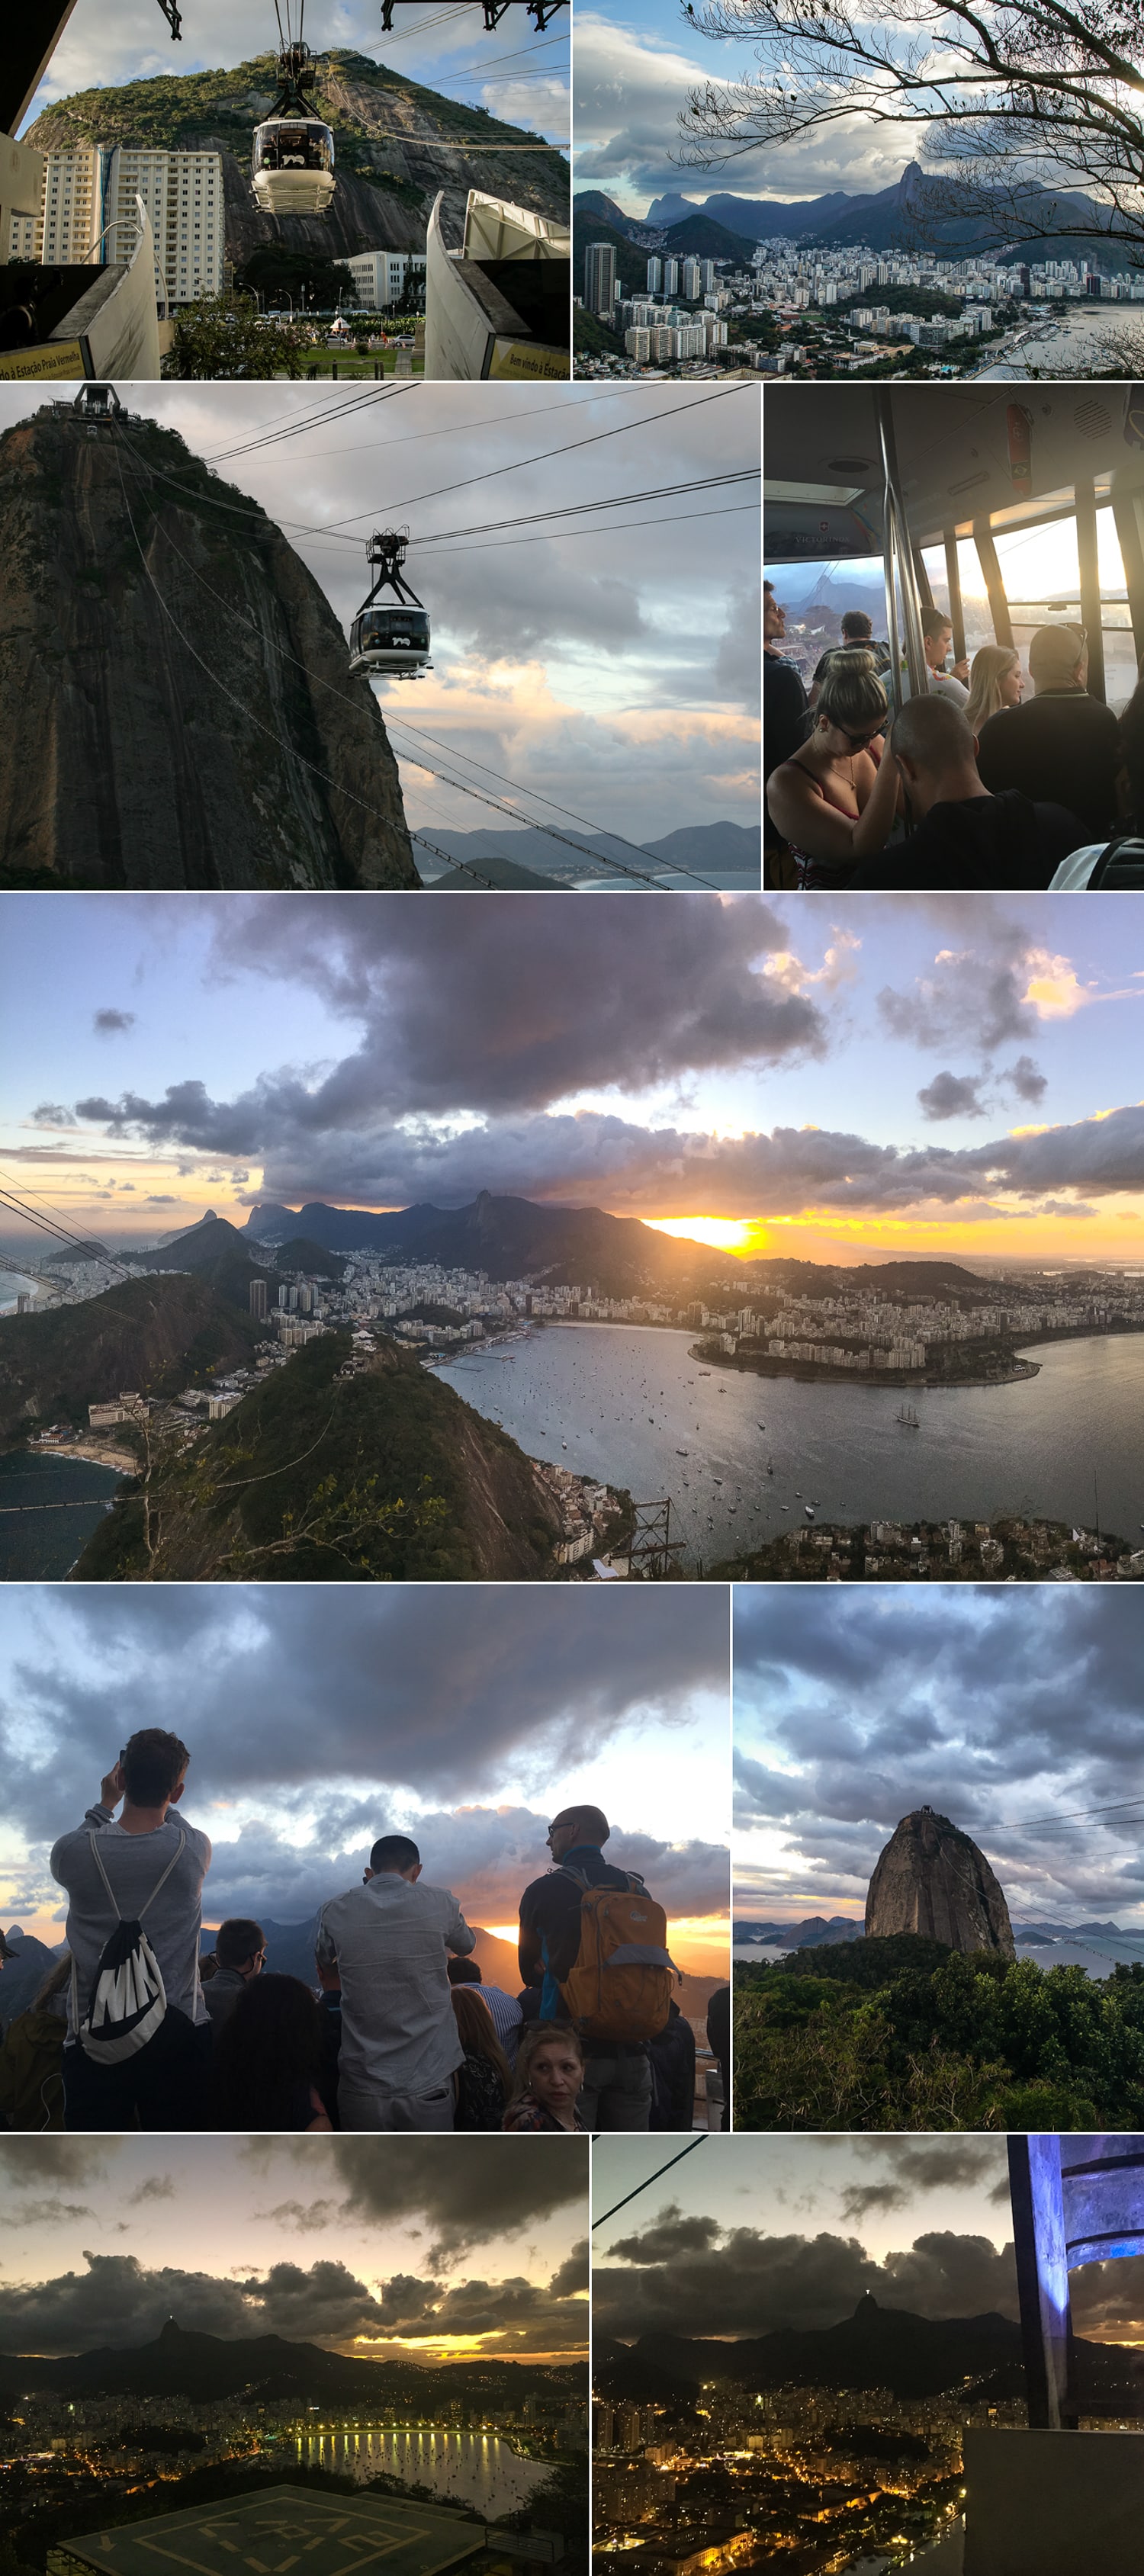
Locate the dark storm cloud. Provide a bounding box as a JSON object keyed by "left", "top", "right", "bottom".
{"left": 0, "top": 2250, "right": 586, "bottom": 2359}
{"left": 917, "top": 1071, "right": 987, "bottom": 1122}
{"left": 606, "top": 2206, "right": 723, "bottom": 2263}
{"left": 2, "top": 1586, "right": 727, "bottom": 1842}
{"left": 593, "top": 2224, "right": 1018, "bottom": 2339}
{"left": 72, "top": 895, "right": 796, "bottom": 1136}
{"left": 839, "top": 2140, "right": 1010, "bottom": 2221}
{"left": 93, "top": 1010, "right": 135, "bottom": 1035}
{"left": 673, "top": 1106, "right": 1144, "bottom": 1216}
{"left": 328, "top": 2134, "right": 588, "bottom": 2257}
{"left": 1005, "top": 1054, "right": 1048, "bottom": 1104}
{"left": 0, "top": 2140, "right": 112, "bottom": 2187}
{"left": 733, "top": 1588, "right": 1144, "bottom": 1913}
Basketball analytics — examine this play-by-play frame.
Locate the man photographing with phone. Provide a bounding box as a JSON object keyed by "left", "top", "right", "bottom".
{"left": 51, "top": 1728, "right": 213, "bottom": 2131}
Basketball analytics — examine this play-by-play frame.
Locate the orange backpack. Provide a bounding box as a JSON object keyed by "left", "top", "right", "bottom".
{"left": 556, "top": 1867, "right": 677, "bottom": 2043}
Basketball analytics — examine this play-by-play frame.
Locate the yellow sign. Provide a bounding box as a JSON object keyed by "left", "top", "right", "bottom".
{"left": 0, "top": 341, "right": 88, "bottom": 381}
{"left": 487, "top": 337, "right": 568, "bottom": 381}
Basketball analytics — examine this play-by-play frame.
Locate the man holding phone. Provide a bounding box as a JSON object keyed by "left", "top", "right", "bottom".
{"left": 51, "top": 1727, "right": 213, "bottom": 2131}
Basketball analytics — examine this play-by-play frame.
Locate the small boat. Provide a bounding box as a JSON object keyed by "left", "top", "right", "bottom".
{"left": 676, "top": 1449, "right": 689, "bottom": 1457}
{"left": 766, "top": 1457, "right": 774, "bottom": 1475}
{"left": 896, "top": 1403, "right": 921, "bottom": 1428}
{"left": 805, "top": 1505, "right": 815, "bottom": 1521}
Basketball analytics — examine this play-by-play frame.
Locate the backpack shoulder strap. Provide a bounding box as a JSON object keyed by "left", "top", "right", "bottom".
{"left": 86, "top": 1827, "right": 187, "bottom": 1923}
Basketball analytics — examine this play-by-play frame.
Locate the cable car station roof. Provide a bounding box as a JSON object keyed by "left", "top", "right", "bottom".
{"left": 47, "top": 2488, "right": 489, "bottom": 2576}
{"left": 763, "top": 385, "right": 1144, "bottom": 560}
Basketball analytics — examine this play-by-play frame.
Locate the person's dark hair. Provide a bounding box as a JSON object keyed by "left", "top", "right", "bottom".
{"left": 764, "top": 578, "right": 774, "bottom": 596}
{"left": 890, "top": 693, "right": 977, "bottom": 770}
{"left": 448, "top": 1956, "right": 484, "bottom": 1985}
{"left": 840, "top": 610, "right": 872, "bottom": 640}
{"left": 511, "top": 2018, "right": 584, "bottom": 2102}
{"left": 215, "top": 1917, "right": 265, "bottom": 1971}
{"left": 121, "top": 1728, "right": 189, "bottom": 1806}
{"left": 210, "top": 1974, "right": 323, "bottom": 2129}
{"left": 1119, "top": 676, "right": 1144, "bottom": 825}
{"left": 921, "top": 603, "right": 953, "bottom": 641}
{"left": 369, "top": 1833, "right": 420, "bottom": 1873}
{"left": 451, "top": 1987, "right": 511, "bottom": 2097}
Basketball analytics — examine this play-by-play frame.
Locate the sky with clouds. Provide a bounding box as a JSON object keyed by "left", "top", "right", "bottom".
{"left": 593, "top": 2130, "right": 1144, "bottom": 2347}
{"left": 21, "top": 0, "right": 570, "bottom": 145}
{"left": 734, "top": 1583, "right": 1144, "bottom": 1926}
{"left": 0, "top": 1585, "right": 731, "bottom": 1967}
{"left": 0, "top": 2134, "right": 588, "bottom": 2364}
{"left": 0, "top": 891, "right": 767, "bottom": 1254}
{"left": 0, "top": 381, "right": 760, "bottom": 852}
{"left": 573, "top": 2, "right": 917, "bottom": 216}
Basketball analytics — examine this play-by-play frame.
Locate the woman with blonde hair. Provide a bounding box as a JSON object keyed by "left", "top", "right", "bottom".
{"left": 766, "top": 649, "right": 901, "bottom": 887}
{"left": 965, "top": 644, "right": 1023, "bottom": 737}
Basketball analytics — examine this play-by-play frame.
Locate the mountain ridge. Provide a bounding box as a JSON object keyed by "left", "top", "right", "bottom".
{"left": 644, "top": 163, "right": 1139, "bottom": 265}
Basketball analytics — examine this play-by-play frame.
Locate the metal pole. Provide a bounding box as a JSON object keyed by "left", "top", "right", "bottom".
{"left": 1007, "top": 2133, "right": 1072, "bottom": 2430}
{"left": 1112, "top": 490, "right": 1144, "bottom": 669}
{"left": 944, "top": 532, "right": 966, "bottom": 664}
{"left": 875, "top": 390, "right": 927, "bottom": 698}
{"left": 974, "top": 523, "right": 1014, "bottom": 645}
{"left": 1075, "top": 472, "right": 1106, "bottom": 703}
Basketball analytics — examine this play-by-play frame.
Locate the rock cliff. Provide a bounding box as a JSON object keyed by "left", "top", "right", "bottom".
{"left": 0, "top": 403, "right": 419, "bottom": 887}
{"left": 24, "top": 51, "right": 569, "bottom": 263}
{"left": 865, "top": 1806, "right": 1015, "bottom": 1955}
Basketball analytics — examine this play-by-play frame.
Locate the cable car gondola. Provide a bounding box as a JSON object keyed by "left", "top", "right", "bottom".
{"left": 349, "top": 529, "right": 432, "bottom": 679}
{"left": 252, "top": 9, "right": 335, "bottom": 217}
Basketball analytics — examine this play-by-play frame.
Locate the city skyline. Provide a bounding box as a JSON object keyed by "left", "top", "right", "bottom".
{"left": 734, "top": 1586, "right": 1144, "bottom": 1926}
{"left": 0, "top": 2134, "right": 588, "bottom": 2364}
{"left": 20, "top": 0, "right": 570, "bottom": 147}
{"left": 0, "top": 1585, "right": 730, "bottom": 1967}
{"left": 0, "top": 384, "right": 759, "bottom": 853}
{"left": 0, "top": 893, "right": 765, "bottom": 1254}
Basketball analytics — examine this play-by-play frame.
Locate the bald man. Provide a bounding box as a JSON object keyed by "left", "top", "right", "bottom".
{"left": 850, "top": 695, "right": 1082, "bottom": 887}
{"left": 518, "top": 1804, "right": 653, "bottom": 2131}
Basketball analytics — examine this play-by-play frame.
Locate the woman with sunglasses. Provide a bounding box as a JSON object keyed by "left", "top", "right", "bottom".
{"left": 766, "top": 650, "right": 902, "bottom": 888}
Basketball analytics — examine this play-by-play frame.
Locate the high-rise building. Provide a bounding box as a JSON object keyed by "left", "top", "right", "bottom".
{"left": 584, "top": 240, "right": 617, "bottom": 317}
{"left": 681, "top": 256, "right": 701, "bottom": 300}
{"left": 646, "top": 255, "right": 662, "bottom": 291}
{"left": 249, "top": 1279, "right": 268, "bottom": 1320}
{"left": 662, "top": 257, "right": 680, "bottom": 294}
{"left": 699, "top": 259, "right": 715, "bottom": 291}
{"left": 23, "top": 142, "right": 223, "bottom": 303}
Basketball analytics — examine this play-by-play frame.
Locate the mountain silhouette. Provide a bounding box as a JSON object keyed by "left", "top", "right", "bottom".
{"left": 0, "top": 2322, "right": 577, "bottom": 2406}
{"left": 645, "top": 164, "right": 1136, "bottom": 265}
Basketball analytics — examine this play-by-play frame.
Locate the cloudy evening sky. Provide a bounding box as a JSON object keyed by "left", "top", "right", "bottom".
{"left": 734, "top": 1584, "right": 1144, "bottom": 1926}
{"left": 574, "top": 1, "right": 905, "bottom": 213}
{"left": 0, "top": 2134, "right": 588, "bottom": 2365}
{"left": 0, "top": 1585, "right": 731, "bottom": 1970}
{"left": 593, "top": 2131, "right": 1144, "bottom": 2347}
{"left": 0, "top": 381, "right": 760, "bottom": 853}
{"left": 0, "top": 891, "right": 766, "bottom": 1255}
{"left": 5, "top": 888, "right": 1140, "bottom": 1266}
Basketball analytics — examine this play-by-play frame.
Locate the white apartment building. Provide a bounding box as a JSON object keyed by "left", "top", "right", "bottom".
{"left": 15, "top": 142, "right": 223, "bottom": 304}
{"left": 345, "top": 247, "right": 427, "bottom": 310}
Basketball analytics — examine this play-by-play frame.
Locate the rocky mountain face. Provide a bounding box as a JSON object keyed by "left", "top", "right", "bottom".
{"left": 0, "top": 405, "right": 418, "bottom": 888}
{"left": 644, "top": 165, "right": 1136, "bottom": 266}
{"left": 866, "top": 1807, "right": 1015, "bottom": 1955}
{"left": 25, "top": 51, "right": 569, "bottom": 264}
{"left": 0, "top": 1275, "right": 264, "bottom": 1441}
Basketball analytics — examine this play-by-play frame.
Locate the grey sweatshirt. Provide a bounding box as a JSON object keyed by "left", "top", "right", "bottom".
{"left": 50, "top": 1803, "right": 213, "bottom": 2035}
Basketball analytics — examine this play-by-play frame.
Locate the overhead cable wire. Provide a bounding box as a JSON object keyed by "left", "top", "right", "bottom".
{"left": 111, "top": 435, "right": 725, "bottom": 890}
{"left": 591, "top": 2137, "right": 708, "bottom": 2230}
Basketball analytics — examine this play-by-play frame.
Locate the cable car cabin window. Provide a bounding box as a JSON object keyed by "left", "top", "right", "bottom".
{"left": 252, "top": 122, "right": 334, "bottom": 174}
{"left": 355, "top": 610, "right": 430, "bottom": 652}
{"left": 994, "top": 509, "right": 1136, "bottom": 711}
{"left": 918, "top": 541, "right": 998, "bottom": 662}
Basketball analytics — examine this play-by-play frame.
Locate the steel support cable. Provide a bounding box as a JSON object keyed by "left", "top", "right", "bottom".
{"left": 300, "top": 496, "right": 761, "bottom": 565}
{"left": 130, "top": 454, "right": 759, "bottom": 552}
{"left": 591, "top": 2135, "right": 708, "bottom": 2230}
{"left": 112, "top": 438, "right": 725, "bottom": 890}
{"left": 164, "top": 383, "right": 754, "bottom": 541}
{"left": 193, "top": 390, "right": 574, "bottom": 473}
